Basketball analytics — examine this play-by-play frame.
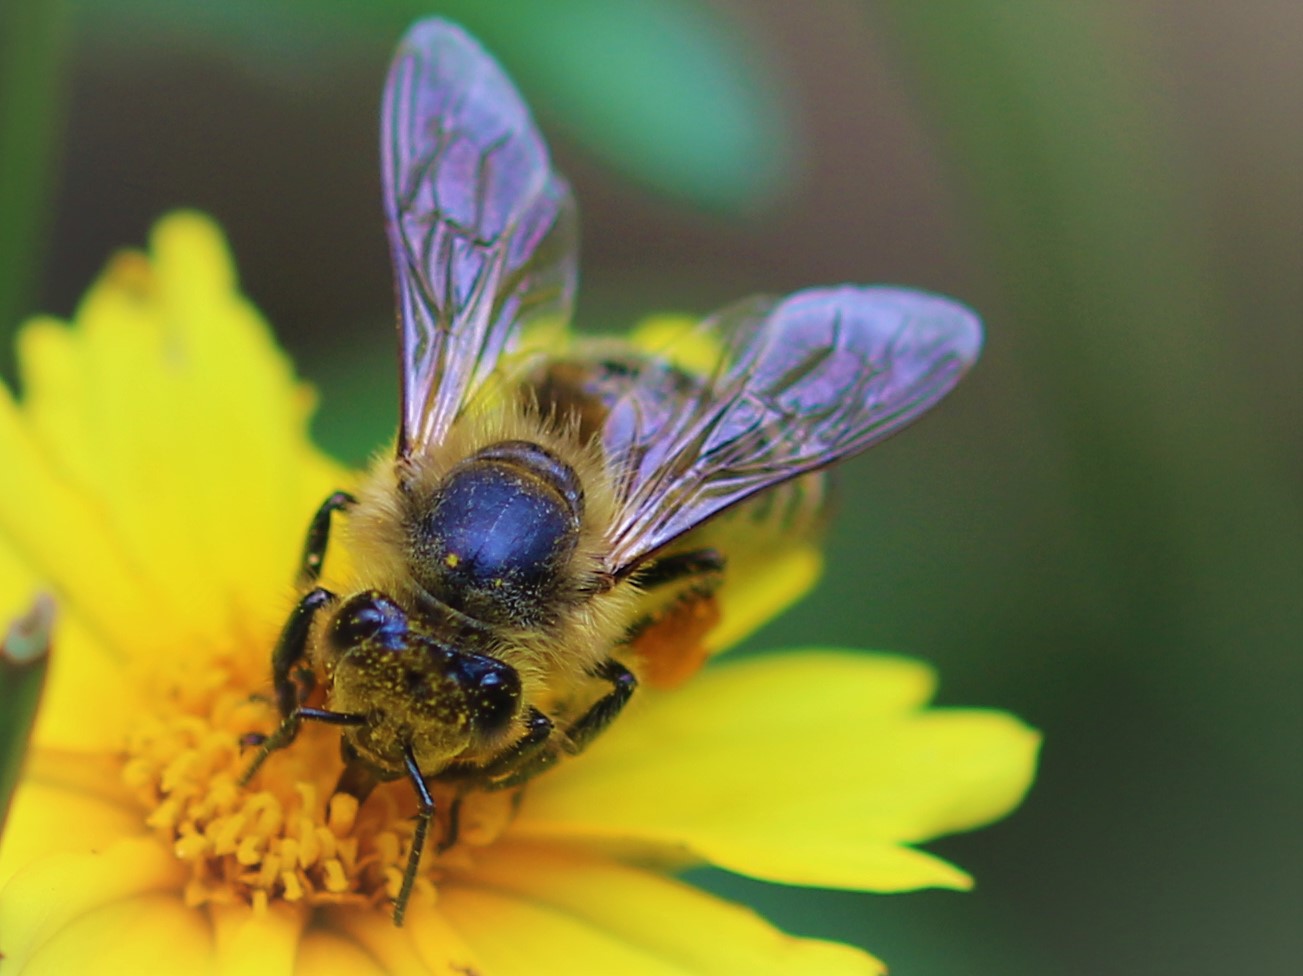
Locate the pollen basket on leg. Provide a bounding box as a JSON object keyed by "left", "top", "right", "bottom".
{"left": 118, "top": 662, "right": 512, "bottom": 915}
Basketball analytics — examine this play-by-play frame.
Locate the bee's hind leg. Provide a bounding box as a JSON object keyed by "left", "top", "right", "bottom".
{"left": 632, "top": 548, "right": 724, "bottom": 593}
{"left": 623, "top": 549, "right": 725, "bottom": 689}
{"left": 624, "top": 548, "right": 725, "bottom": 643}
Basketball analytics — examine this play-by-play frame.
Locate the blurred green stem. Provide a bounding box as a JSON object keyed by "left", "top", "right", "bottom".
{"left": 0, "top": 596, "right": 54, "bottom": 840}
{"left": 0, "top": 0, "right": 70, "bottom": 355}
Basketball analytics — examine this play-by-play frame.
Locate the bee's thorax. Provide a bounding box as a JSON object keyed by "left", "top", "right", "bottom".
{"left": 406, "top": 439, "right": 585, "bottom": 628}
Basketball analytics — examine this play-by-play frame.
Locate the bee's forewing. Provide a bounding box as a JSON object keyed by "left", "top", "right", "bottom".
{"left": 603, "top": 286, "right": 983, "bottom": 572}
{"left": 383, "top": 18, "right": 577, "bottom": 455}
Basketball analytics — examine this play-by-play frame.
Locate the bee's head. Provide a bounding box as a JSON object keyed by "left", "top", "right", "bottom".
{"left": 325, "top": 591, "right": 522, "bottom": 769}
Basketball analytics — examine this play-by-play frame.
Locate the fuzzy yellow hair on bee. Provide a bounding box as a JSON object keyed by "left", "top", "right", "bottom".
{"left": 239, "top": 17, "right": 983, "bottom": 928}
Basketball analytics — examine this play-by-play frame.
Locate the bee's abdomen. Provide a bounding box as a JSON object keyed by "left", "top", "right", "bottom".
{"left": 411, "top": 440, "right": 583, "bottom": 626}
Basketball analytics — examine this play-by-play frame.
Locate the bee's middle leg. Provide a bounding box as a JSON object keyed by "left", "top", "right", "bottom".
{"left": 440, "top": 707, "right": 555, "bottom": 792}
{"left": 482, "top": 659, "right": 639, "bottom": 791}
{"left": 561, "top": 658, "right": 638, "bottom": 755}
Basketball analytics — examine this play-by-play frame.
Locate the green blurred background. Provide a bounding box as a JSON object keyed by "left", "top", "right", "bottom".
{"left": 2, "top": 1, "right": 1299, "bottom": 973}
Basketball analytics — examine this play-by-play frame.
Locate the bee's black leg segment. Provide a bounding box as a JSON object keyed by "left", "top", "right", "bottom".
{"left": 438, "top": 708, "right": 555, "bottom": 793}
{"left": 564, "top": 658, "right": 637, "bottom": 755}
{"left": 632, "top": 548, "right": 725, "bottom": 590}
{"left": 477, "top": 707, "right": 554, "bottom": 779}
{"left": 395, "top": 743, "right": 434, "bottom": 927}
{"left": 483, "top": 665, "right": 636, "bottom": 792}
{"left": 239, "top": 587, "right": 338, "bottom": 786}
{"left": 622, "top": 549, "right": 726, "bottom": 645}
{"left": 239, "top": 706, "right": 363, "bottom": 788}
{"left": 296, "top": 707, "right": 367, "bottom": 726}
{"left": 297, "top": 491, "right": 357, "bottom": 587}
{"left": 272, "top": 587, "right": 336, "bottom": 718}
{"left": 566, "top": 658, "right": 638, "bottom": 752}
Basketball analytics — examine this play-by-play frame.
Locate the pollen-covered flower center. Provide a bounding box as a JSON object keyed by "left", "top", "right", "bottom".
{"left": 118, "top": 661, "right": 515, "bottom": 914}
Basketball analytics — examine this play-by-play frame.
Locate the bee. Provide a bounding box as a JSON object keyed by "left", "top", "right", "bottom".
{"left": 240, "top": 17, "right": 983, "bottom": 925}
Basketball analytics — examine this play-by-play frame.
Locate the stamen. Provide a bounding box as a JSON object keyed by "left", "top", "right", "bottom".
{"left": 121, "top": 662, "right": 514, "bottom": 915}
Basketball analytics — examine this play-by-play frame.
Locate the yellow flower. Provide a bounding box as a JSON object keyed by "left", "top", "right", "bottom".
{"left": 0, "top": 213, "right": 1039, "bottom": 974}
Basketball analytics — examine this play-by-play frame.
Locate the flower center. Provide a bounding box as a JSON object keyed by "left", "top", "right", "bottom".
{"left": 119, "top": 655, "right": 516, "bottom": 916}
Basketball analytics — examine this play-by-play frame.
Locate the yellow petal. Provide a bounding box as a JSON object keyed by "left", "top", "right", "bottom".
{"left": 324, "top": 904, "right": 482, "bottom": 976}
{"left": 15, "top": 892, "right": 212, "bottom": 976}
{"left": 0, "top": 531, "right": 43, "bottom": 636}
{"left": 707, "top": 540, "right": 822, "bottom": 652}
{"left": 0, "top": 537, "right": 135, "bottom": 752}
{"left": 0, "top": 837, "right": 187, "bottom": 969}
{"left": 5, "top": 212, "right": 345, "bottom": 662}
{"left": 296, "top": 930, "right": 391, "bottom": 976}
{"left": 29, "top": 610, "right": 136, "bottom": 751}
{"left": 444, "top": 839, "right": 884, "bottom": 975}
{"left": 0, "top": 773, "right": 141, "bottom": 889}
{"left": 211, "top": 902, "right": 305, "bottom": 976}
{"left": 518, "top": 652, "right": 1040, "bottom": 892}
{"left": 0, "top": 375, "right": 172, "bottom": 655}
{"left": 628, "top": 314, "right": 721, "bottom": 375}
{"left": 440, "top": 886, "right": 691, "bottom": 975}
{"left": 142, "top": 213, "right": 346, "bottom": 635}
{"left": 691, "top": 833, "right": 975, "bottom": 892}
{"left": 16, "top": 267, "right": 226, "bottom": 646}
{"left": 17, "top": 316, "right": 97, "bottom": 490}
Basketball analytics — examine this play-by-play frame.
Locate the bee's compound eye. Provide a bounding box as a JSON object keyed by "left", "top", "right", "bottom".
{"left": 453, "top": 654, "right": 521, "bottom": 738}
{"left": 331, "top": 591, "right": 409, "bottom": 651}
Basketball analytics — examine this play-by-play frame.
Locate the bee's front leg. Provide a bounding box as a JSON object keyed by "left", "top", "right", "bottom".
{"left": 239, "top": 586, "right": 337, "bottom": 784}
{"left": 270, "top": 587, "right": 335, "bottom": 718}
{"left": 480, "top": 707, "right": 556, "bottom": 776}
{"left": 297, "top": 490, "right": 357, "bottom": 587}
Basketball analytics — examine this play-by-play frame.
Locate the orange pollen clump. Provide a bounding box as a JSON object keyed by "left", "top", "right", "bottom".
{"left": 118, "top": 659, "right": 516, "bottom": 916}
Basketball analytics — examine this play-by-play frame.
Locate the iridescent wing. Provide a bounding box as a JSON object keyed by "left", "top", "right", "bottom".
{"left": 383, "top": 18, "right": 577, "bottom": 455}
{"left": 601, "top": 286, "right": 983, "bottom": 573}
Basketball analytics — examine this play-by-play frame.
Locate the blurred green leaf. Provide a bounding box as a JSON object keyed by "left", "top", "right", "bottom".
{"left": 74, "top": 0, "right": 794, "bottom": 210}
{"left": 0, "top": 596, "right": 54, "bottom": 840}
{"left": 877, "top": 1, "right": 1303, "bottom": 762}
{"left": 443, "top": 0, "right": 793, "bottom": 210}
{"left": 0, "top": 0, "right": 70, "bottom": 358}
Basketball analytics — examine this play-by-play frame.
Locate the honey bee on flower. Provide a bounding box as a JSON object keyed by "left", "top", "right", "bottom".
{"left": 239, "top": 17, "right": 983, "bottom": 925}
